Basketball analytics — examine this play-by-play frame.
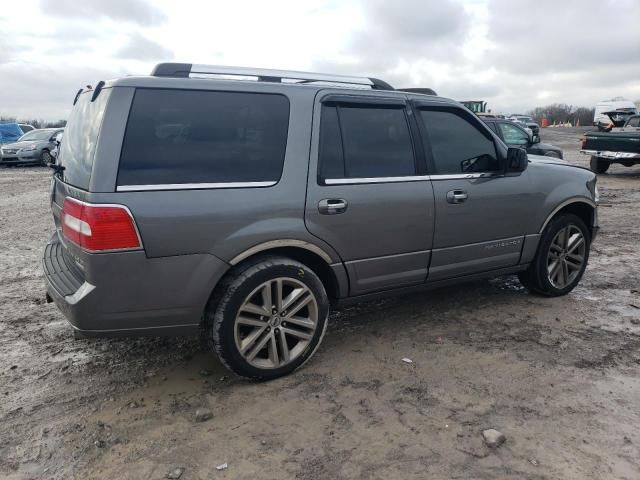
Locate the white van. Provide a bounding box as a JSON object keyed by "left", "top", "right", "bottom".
{"left": 593, "top": 98, "right": 638, "bottom": 130}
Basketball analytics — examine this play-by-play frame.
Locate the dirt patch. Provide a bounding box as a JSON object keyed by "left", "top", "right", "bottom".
{"left": 1, "top": 132, "right": 639, "bottom": 479}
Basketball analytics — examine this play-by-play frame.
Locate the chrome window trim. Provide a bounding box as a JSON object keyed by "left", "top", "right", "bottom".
{"left": 116, "top": 181, "right": 277, "bottom": 192}
{"left": 429, "top": 172, "right": 503, "bottom": 181}
{"left": 324, "top": 175, "right": 431, "bottom": 185}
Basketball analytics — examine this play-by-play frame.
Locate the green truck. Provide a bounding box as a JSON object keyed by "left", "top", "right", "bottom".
{"left": 582, "top": 113, "right": 640, "bottom": 173}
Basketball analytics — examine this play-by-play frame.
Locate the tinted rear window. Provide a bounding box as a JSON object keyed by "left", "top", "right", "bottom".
{"left": 58, "top": 89, "right": 111, "bottom": 190}
{"left": 118, "top": 89, "right": 290, "bottom": 186}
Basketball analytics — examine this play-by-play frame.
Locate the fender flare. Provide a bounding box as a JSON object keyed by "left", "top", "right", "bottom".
{"left": 538, "top": 198, "right": 596, "bottom": 233}
{"left": 229, "top": 239, "right": 334, "bottom": 266}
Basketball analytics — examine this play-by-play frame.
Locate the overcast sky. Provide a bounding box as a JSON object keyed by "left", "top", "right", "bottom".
{"left": 1, "top": 0, "right": 639, "bottom": 120}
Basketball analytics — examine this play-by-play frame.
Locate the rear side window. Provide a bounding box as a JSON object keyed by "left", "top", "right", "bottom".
{"left": 318, "top": 104, "right": 416, "bottom": 181}
{"left": 420, "top": 109, "right": 499, "bottom": 174}
{"left": 628, "top": 117, "right": 640, "bottom": 127}
{"left": 118, "top": 89, "right": 290, "bottom": 186}
{"left": 58, "top": 89, "right": 111, "bottom": 190}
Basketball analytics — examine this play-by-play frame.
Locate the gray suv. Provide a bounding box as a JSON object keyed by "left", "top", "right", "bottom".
{"left": 43, "top": 63, "right": 599, "bottom": 379}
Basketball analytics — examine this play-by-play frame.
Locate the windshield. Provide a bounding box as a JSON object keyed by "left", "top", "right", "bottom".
{"left": 18, "top": 129, "right": 56, "bottom": 142}
{"left": 58, "top": 89, "right": 111, "bottom": 190}
{"left": 517, "top": 116, "right": 534, "bottom": 123}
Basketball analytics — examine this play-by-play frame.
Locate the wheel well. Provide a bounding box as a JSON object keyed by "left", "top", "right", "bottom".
{"left": 224, "top": 247, "right": 340, "bottom": 300}
{"left": 551, "top": 202, "right": 595, "bottom": 236}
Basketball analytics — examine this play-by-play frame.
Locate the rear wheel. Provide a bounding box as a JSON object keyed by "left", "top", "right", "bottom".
{"left": 590, "top": 156, "right": 609, "bottom": 174}
{"left": 518, "top": 214, "right": 590, "bottom": 297}
{"left": 205, "top": 256, "right": 329, "bottom": 380}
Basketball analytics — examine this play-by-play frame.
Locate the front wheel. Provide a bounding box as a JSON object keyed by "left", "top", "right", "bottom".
{"left": 519, "top": 214, "right": 590, "bottom": 297}
{"left": 205, "top": 256, "right": 329, "bottom": 380}
{"left": 41, "top": 150, "right": 53, "bottom": 166}
{"left": 590, "top": 156, "right": 609, "bottom": 174}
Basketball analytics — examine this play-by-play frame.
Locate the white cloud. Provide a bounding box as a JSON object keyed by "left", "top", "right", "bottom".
{"left": 0, "top": 0, "right": 638, "bottom": 120}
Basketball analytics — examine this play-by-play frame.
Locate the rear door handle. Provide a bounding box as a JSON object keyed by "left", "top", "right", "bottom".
{"left": 446, "top": 190, "right": 468, "bottom": 204}
{"left": 318, "top": 198, "right": 348, "bottom": 215}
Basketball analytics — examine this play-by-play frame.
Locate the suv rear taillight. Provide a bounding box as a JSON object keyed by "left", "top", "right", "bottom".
{"left": 61, "top": 198, "right": 142, "bottom": 252}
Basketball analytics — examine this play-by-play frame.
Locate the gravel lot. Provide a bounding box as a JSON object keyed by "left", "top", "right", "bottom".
{"left": 1, "top": 128, "right": 639, "bottom": 480}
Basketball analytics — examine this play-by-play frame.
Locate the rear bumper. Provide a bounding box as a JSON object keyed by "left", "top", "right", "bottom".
{"left": 43, "top": 233, "right": 230, "bottom": 337}
{"left": 580, "top": 150, "right": 640, "bottom": 161}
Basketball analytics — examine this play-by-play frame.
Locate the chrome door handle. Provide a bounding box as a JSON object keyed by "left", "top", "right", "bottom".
{"left": 446, "top": 190, "right": 468, "bottom": 204}
{"left": 318, "top": 198, "right": 348, "bottom": 215}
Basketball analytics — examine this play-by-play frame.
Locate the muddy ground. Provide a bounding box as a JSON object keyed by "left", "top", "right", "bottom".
{"left": 1, "top": 128, "right": 639, "bottom": 480}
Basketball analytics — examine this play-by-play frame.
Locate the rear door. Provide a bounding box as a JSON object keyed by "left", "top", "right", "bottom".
{"left": 414, "top": 103, "right": 534, "bottom": 281}
{"left": 305, "top": 92, "right": 435, "bottom": 296}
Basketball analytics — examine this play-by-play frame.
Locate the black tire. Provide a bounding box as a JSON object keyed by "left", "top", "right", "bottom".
{"left": 205, "top": 255, "right": 329, "bottom": 380}
{"left": 590, "top": 156, "right": 609, "bottom": 174}
{"left": 41, "top": 149, "right": 53, "bottom": 166}
{"left": 518, "top": 213, "right": 590, "bottom": 297}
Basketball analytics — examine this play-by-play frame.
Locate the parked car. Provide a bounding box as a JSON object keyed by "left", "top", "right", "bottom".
{"left": 581, "top": 114, "right": 640, "bottom": 173}
{"left": 509, "top": 115, "right": 540, "bottom": 137}
{"left": 593, "top": 98, "right": 637, "bottom": 131}
{"left": 18, "top": 123, "right": 36, "bottom": 133}
{"left": 0, "top": 128, "right": 64, "bottom": 166}
{"left": 43, "top": 63, "right": 599, "bottom": 380}
{"left": 0, "top": 123, "right": 24, "bottom": 145}
{"left": 483, "top": 118, "right": 563, "bottom": 158}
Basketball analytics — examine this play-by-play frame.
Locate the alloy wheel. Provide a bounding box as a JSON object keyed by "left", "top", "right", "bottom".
{"left": 547, "top": 225, "right": 586, "bottom": 289}
{"left": 234, "top": 277, "right": 318, "bottom": 369}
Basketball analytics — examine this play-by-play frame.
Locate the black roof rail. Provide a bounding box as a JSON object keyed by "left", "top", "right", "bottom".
{"left": 398, "top": 87, "right": 438, "bottom": 96}
{"left": 149, "top": 63, "right": 394, "bottom": 90}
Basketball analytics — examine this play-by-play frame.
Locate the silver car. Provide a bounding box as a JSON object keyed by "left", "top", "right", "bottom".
{"left": 43, "top": 63, "right": 599, "bottom": 380}
{"left": 0, "top": 128, "right": 63, "bottom": 166}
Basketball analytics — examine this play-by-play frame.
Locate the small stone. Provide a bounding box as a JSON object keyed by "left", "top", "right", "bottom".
{"left": 529, "top": 458, "right": 539, "bottom": 466}
{"left": 630, "top": 319, "right": 640, "bottom": 325}
{"left": 199, "top": 369, "right": 213, "bottom": 377}
{"left": 94, "top": 440, "right": 106, "bottom": 448}
{"left": 482, "top": 429, "right": 506, "bottom": 448}
{"left": 166, "top": 467, "right": 184, "bottom": 479}
{"left": 624, "top": 436, "right": 632, "bottom": 444}
{"left": 195, "top": 408, "right": 213, "bottom": 422}
{"left": 401, "top": 357, "right": 413, "bottom": 364}
{"left": 216, "top": 463, "right": 228, "bottom": 471}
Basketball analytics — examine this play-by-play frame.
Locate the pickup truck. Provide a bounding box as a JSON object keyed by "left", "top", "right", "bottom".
{"left": 581, "top": 114, "right": 640, "bottom": 173}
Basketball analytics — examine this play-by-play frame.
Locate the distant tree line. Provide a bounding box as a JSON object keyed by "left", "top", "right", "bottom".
{"left": 0, "top": 116, "right": 66, "bottom": 128}
{"left": 527, "top": 104, "right": 595, "bottom": 126}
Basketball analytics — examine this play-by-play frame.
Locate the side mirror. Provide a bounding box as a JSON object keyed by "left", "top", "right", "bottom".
{"left": 506, "top": 147, "right": 528, "bottom": 173}
{"left": 532, "top": 134, "right": 541, "bottom": 144}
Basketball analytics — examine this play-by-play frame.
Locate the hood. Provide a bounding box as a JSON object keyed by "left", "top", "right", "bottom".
{"left": 1, "top": 140, "right": 42, "bottom": 150}
{"left": 527, "top": 153, "right": 569, "bottom": 166}
{"left": 536, "top": 142, "right": 562, "bottom": 153}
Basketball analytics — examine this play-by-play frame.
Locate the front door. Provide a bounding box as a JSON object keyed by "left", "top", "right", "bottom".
{"left": 305, "top": 92, "right": 435, "bottom": 296}
{"left": 414, "top": 104, "right": 535, "bottom": 281}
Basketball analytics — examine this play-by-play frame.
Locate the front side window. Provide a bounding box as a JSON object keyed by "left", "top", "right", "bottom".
{"left": 628, "top": 117, "right": 640, "bottom": 127}
{"left": 419, "top": 109, "right": 499, "bottom": 174}
{"left": 318, "top": 104, "right": 416, "bottom": 181}
{"left": 499, "top": 122, "right": 529, "bottom": 145}
{"left": 118, "top": 89, "right": 290, "bottom": 186}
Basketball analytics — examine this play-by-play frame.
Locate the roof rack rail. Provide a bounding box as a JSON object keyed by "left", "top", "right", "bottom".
{"left": 397, "top": 87, "right": 437, "bottom": 96}
{"left": 150, "top": 63, "right": 394, "bottom": 90}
